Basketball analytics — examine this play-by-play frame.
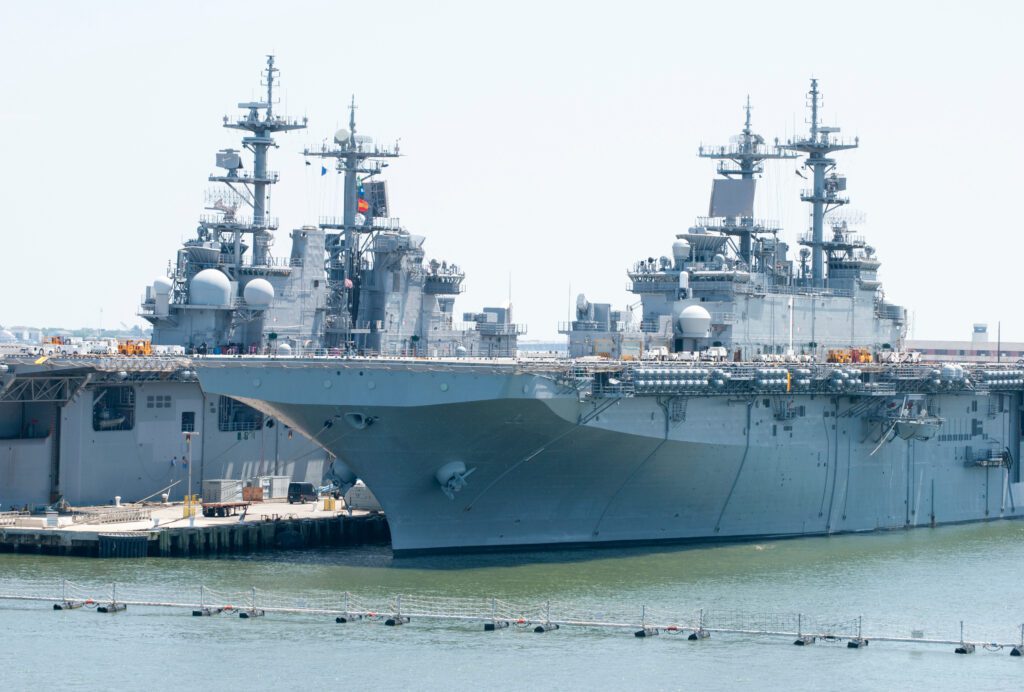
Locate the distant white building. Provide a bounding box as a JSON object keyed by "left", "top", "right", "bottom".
{"left": 909, "top": 324, "right": 1024, "bottom": 363}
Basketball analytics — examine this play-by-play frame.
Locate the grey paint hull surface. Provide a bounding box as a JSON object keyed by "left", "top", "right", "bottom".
{"left": 198, "top": 361, "right": 1024, "bottom": 553}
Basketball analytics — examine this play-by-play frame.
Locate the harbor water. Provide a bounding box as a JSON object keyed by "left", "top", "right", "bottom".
{"left": 2, "top": 521, "right": 1023, "bottom": 690}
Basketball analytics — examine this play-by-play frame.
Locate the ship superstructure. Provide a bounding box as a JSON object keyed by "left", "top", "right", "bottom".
{"left": 1, "top": 56, "right": 523, "bottom": 509}
{"left": 303, "top": 102, "right": 523, "bottom": 357}
{"left": 140, "top": 56, "right": 325, "bottom": 353}
{"left": 0, "top": 59, "right": 333, "bottom": 509}
{"left": 195, "top": 79, "right": 1024, "bottom": 554}
{"left": 567, "top": 83, "right": 903, "bottom": 362}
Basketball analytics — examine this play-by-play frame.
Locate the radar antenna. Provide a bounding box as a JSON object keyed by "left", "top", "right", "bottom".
{"left": 698, "top": 97, "right": 796, "bottom": 267}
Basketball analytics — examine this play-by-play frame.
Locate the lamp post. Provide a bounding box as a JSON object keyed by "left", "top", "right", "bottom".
{"left": 183, "top": 431, "right": 199, "bottom": 524}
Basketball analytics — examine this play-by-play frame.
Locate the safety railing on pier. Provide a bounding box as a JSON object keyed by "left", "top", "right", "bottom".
{"left": 1, "top": 579, "right": 1022, "bottom": 656}
{"left": 71, "top": 508, "right": 152, "bottom": 525}
{"left": 0, "top": 511, "right": 27, "bottom": 527}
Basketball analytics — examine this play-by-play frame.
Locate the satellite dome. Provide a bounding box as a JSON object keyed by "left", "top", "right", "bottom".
{"left": 189, "top": 269, "right": 231, "bottom": 306}
{"left": 671, "top": 239, "right": 690, "bottom": 261}
{"left": 333, "top": 129, "right": 350, "bottom": 145}
{"left": 243, "top": 278, "right": 275, "bottom": 308}
{"left": 153, "top": 277, "right": 173, "bottom": 295}
{"left": 276, "top": 342, "right": 292, "bottom": 355}
{"left": 678, "top": 305, "right": 712, "bottom": 338}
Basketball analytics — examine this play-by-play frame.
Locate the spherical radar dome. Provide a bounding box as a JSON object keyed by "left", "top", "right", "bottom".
{"left": 678, "top": 304, "right": 712, "bottom": 338}
{"left": 671, "top": 239, "right": 690, "bottom": 262}
{"left": 243, "top": 278, "right": 275, "bottom": 308}
{"left": 153, "top": 276, "right": 173, "bottom": 295}
{"left": 189, "top": 269, "right": 232, "bottom": 306}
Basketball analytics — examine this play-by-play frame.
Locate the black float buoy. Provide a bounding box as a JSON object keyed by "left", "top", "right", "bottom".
{"left": 192, "top": 607, "right": 223, "bottom": 617}
{"left": 97, "top": 602, "right": 126, "bottom": 614}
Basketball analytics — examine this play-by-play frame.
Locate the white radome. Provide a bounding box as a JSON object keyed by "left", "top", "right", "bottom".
{"left": 243, "top": 278, "right": 275, "bottom": 307}
{"left": 671, "top": 239, "right": 690, "bottom": 261}
{"left": 189, "top": 269, "right": 231, "bottom": 306}
{"left": 153, "top": 276, "right": 173, "bottom": 295}
{"left": 678, "top": 304, "right": 712, "bottom": 338}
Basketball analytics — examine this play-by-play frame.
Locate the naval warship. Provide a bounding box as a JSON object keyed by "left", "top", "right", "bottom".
{"left": 0, "top": 57, "right": 515, "bottom": 509}
{"left": 196, "top": 80, "right": 1024, "bottom": 554}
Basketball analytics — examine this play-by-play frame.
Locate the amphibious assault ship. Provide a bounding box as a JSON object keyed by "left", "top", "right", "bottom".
{"left": 196, "top": 80, "right": 1024, "bottom": 554}
{"left": 1, "top": 57, "right": 516, "bottom": 509}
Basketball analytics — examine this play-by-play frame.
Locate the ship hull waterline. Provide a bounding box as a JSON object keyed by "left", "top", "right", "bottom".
{"left": 197, "top": 361, "right": 1024, "bottom": 554}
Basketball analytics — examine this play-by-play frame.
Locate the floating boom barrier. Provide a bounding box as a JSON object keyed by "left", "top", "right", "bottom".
{"left": 2, "top": 579, "right": 1023, "bottom": 656}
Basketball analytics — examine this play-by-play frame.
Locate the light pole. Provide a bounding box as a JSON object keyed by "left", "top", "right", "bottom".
{"left": 183, "top": 431, "right": 199, "bottom": 523}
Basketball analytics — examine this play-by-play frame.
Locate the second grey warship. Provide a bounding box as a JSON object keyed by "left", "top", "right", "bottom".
{"left": 0, "top": 56, "right": 516, "bottom": 509}
{"left": 197, "top": 80, "right": 1024, "bottom": 553}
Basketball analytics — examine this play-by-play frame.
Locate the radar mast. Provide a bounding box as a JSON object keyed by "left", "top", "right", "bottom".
{"left": 208, "top": 55, "right": 307, "bottom": 275}
{"left": 781, "top": 79, "right": 858, "bottom": 287}
{"left": 303, "top": 99, "right": 402, "bottom": 348}
{"left": 698, "top": 97, "right": 797, "bottom": 267}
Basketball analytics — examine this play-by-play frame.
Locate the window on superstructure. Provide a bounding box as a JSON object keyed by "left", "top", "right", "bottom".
{"left": 146, "top": 394, "right": 172, "bottom": 409}
{"left": 181, "top": 412, "right": 195, "bottom": 433}
{"left": 217, "top": 395, "right": 263, "bottom": 432}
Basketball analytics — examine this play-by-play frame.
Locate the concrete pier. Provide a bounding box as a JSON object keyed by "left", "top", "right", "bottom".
{"left": 0, "top": 501, "right": 390, "bottom": 557}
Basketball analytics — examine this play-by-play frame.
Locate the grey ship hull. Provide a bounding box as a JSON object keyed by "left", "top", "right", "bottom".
{"left": 197, "top": 360, "right": 1024, "bottom": 553}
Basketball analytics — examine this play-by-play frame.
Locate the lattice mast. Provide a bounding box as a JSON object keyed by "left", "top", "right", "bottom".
{"left": 698, "top": 97, "right": 796, "bottom": 265}
{"left": 303, "top": 99, "right": 401, "bottom": 343}
{"left": 782, "top": 79, "right": 858, "bottom": 286}
{"left": 211, "top": 55, "right": 307, "bottom": 274}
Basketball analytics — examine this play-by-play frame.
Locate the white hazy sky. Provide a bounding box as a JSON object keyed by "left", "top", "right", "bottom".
{"left": 2, "top": 0, "right": 1022, "bottom": 341}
